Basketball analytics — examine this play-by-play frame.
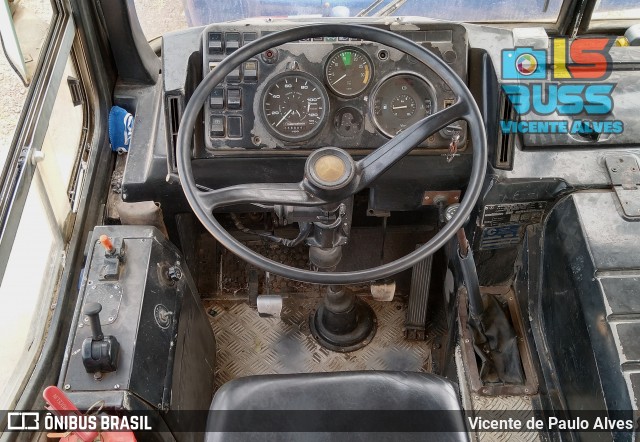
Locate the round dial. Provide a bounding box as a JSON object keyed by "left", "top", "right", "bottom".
{"left": 325, "top": 47, "right": 373, "bottom": 97}
{"left": 262, "top": 72, "right": 328, "bottom": 141}
{"left": 391, "top": 94, "right": 416, "bottom": 119}
{"left": 372, "top": 73, "right": 435, "bottom": 137}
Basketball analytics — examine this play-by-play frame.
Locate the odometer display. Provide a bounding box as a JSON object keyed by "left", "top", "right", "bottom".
{"left": 325, "top": 47, "right": 373, "bottom": 97}
{"left": 262, "top": 72, "right": 328, "bottom": 141}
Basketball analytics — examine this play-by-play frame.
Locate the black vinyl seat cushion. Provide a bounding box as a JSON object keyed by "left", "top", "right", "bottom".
{"left": 206, "top": 371, "right": 469, "bottom": 441}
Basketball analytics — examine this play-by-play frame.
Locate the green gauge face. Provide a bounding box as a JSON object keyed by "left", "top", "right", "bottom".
{"left": 325, "top": 47, "right": 373, "bottom": 97}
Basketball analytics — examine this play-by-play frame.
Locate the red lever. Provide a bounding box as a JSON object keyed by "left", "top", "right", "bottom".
{"left": 99, "top": 235, "right": 115, "bottom": 253}
{"left": 43, "top": 386, "right": 99, "bottom": 442}
{"left": 43, "top": 386, "right": 137, "bottom": 442}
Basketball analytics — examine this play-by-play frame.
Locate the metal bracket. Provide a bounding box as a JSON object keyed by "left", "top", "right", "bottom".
{"left": 422, "top": 190, "right": 461, "bottom": 206}
{"left": 605, "top": 155, "right": 640, "bottom": 220}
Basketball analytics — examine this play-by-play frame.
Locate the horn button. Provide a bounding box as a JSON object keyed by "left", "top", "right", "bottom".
{"left": 305, "top": 148, "right": 355, "bottom": 191}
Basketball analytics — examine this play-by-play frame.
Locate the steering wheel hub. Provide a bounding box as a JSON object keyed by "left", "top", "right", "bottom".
{"left": 305, "top": 147, "right": 356, "bottom": 191}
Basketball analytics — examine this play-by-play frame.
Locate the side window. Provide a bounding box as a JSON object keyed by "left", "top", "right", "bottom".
{"left": 0, "top": 0, "right": 53, "bottom": 166}
{"left": 0, "top": 0, "right": 85, "bottom": 410}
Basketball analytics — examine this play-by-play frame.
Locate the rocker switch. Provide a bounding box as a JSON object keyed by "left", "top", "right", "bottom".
{"left": 81, "top": 302, "right": 120, "bottom": 374}
{"left": 227, "top": 88, "right": 242, "bottom": 109}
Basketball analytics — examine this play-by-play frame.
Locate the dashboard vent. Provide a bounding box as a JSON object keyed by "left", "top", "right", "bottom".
{"left": 166, "top": 95, "right": 183, "bottom": 172}
{"left": 496, "top": 92, "right": 516, "bottom": 170}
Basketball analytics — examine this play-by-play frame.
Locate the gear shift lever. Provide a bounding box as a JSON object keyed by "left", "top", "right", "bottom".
{"left": 85, "top": 302, "right": 104, "bottom": 340}
{"left": 81, "top": 302, "right": 120, "bottom": 374}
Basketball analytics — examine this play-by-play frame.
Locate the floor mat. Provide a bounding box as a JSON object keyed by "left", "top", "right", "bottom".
{"left": 204, "top": 296, "right": 434, "bottom": 389}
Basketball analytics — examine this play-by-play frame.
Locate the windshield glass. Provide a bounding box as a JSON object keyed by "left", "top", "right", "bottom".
{"left": 135, "top": 0, "right": 564, "bottom": 40}
{"left": 592, "top": 0, "right": 640, "bottom": 20}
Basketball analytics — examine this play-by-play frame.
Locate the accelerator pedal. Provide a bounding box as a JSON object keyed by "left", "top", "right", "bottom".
{"left": 405, "top": 251, "right": 433, "bottom": 341}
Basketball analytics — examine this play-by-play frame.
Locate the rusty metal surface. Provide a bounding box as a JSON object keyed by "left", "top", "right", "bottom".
{"left": 205, "top": 297, "right": 434, "bottom": 389}
{"left": 455, "top": 346, "right": 540, "bottom": 442}
{"left": 422, "top": 190, "right": 461, "bottom": 206}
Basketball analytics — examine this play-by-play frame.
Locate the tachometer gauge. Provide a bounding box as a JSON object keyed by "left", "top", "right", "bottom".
{"left": 262, "top": 72, "right": 329, "bottom": 141}
{"left": 371, "top": 73, "right": 436, "bottom": 137}
{"left": 325, "top": 47, "right": 373, "bottom": 97}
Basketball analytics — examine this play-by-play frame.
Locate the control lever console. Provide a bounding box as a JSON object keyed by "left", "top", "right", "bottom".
{"left": 81, "top": 302, "right": 120, "bottom": 374}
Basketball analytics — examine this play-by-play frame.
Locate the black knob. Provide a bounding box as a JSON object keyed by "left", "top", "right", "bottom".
{"left": 84, "top": 302, "right": 103, "bottom": 340}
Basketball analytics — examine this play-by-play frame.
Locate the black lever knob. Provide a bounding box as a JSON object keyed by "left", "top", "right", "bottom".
{"left": 81, "top": 301, "right": 119, "bottom": 374}
{"left": 84, "top": 302, "right": 104, "bottom": 340}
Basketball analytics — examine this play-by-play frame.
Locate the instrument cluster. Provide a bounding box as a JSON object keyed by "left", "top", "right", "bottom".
{"left": 200, "top": 24, "right": 468, "bottom": 156}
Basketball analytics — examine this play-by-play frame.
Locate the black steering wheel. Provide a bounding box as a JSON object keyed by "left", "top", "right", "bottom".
{"left": 177, "top": 23, "right": 487, "bottom": 284}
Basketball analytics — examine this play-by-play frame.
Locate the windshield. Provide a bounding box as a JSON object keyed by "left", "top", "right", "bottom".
{"left": 592, "top": 0, "right": 640, "bottom": 20}
{"left": 135, "top": 0, "right": 564, "bottom": 40}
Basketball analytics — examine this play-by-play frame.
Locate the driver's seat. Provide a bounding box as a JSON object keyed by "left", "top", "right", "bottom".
{"left": 205, "top": 371, "right": 469, "bottom": 441}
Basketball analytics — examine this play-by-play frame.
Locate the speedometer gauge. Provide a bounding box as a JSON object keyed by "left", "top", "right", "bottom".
{"left": 371, "top": 73, "right": 436, "bottom": 137}
{"left": 325, "top": 47, "right": 373, "bottom": 97}
{"left": 262, "top": 72, "right": 329, "bottom": 141}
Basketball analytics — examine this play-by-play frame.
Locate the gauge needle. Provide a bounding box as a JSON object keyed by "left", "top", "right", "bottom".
{"left": 393, "top": 105, "right": 408, "bottom": 110}
{"left": 332, "top": 74, "right": 347, "bottom": 85}
{"left": 276, "top": 109, "right": 292, "bottom": 127}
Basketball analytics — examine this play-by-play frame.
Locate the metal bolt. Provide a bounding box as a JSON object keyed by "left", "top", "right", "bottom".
{"left": 108, "top": 317, "right": 114, "bottom": 322}
{"left": 167, "top": 266, "right": 183, "bottom": 282}
{"left": 94, "top": 372, "right": 103, "bottom": 381}
{"left": 525, "top": 388, "right": 529, "bottom": 393}
{"left": 64, "top": 384, "right": 71, "bottom": 390}
{"left": 114, "top": 384, "right": 120, "bottom": 389}
{"left": 114, "top": 284, "right": 120, "bottom": 290}
{"left": 78, "top": 323, "right": 83, "bottom": 328}
{"left": 464, "top": 338, "right": 470, "bottom": 343}
{"left": 84, "top": 317, "right": 89, "bottom": 323}
{"left": 611, "top": 167, "right": 619, "bottom": 172}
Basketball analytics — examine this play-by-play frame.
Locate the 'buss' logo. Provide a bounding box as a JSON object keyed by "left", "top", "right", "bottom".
{"left": 500, "top": 38, "right": 622, "bottom": 135}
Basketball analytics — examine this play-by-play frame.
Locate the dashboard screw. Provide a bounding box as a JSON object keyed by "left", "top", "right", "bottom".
{"left": 64, "top": 384, "right": 70, "bottom": 390}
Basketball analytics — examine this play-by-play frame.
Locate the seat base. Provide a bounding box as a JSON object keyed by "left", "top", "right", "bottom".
{"left": 206, "top": 371, "right": 469, "bottom": 441}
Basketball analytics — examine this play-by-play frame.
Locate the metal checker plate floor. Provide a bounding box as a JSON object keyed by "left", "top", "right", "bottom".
{"left": 204, "top": 297, "right": 434, "bottom": 389}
